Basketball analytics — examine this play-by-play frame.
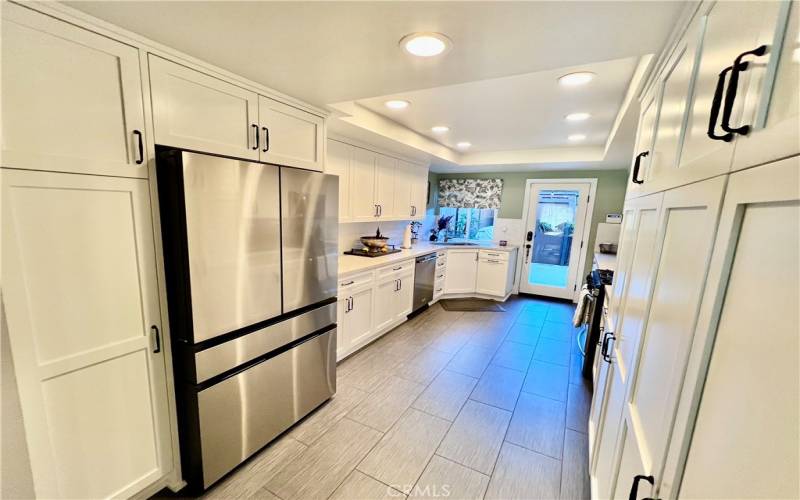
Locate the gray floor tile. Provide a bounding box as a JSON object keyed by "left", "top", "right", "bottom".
{"left": 338, "top": 350, "right": 401, "bottom": 392}
{"left": 436, "top": 400, "right": 511, "bottom": 474}
{"left": 358, "top": 409, "right": 451, "bottom": 494}
{"left": 569, "top": 347, "right": 586, "bottom": 385}
{"left": 410, "top": 455, "right": 489, "bottom": 499}
{"left": 412, "top": 369, "right": 478, "bottom": 421}
{"left": 540, "top": 321, "right": 578, "bottom": 341}
{"left": 546, "top": 304, "right": 575, "bottom": 324}
{"left": 505, "top": 323, "right": 542, "bottom": 346}
{"left": 485, "top": 443, "right": 561, "bottom": 500}
{"left": 515, "top": 308, "right": 548, "bottom": 327}
{"left": 560, "top": 430, "right": 591, "bottom": 500}
{"left": 264, "top": 418, "right": 382, "bottom": 500}
{"left": 396, "top": 347, "right": 454, "bottom": 385}
{"left": 466, "top": 325, "right": 507, "bottom": 351}
{"left": 522, "top": 360, "right": 570, "bottom": 402}
{"left": 203, "top": 438, "right": 307, "bottom": 499}
{"left": 491, "top": 341, "right": 535, "bottom": 372}
{"left": 446, "top": 343, "right": 495, "bottom": 378}
{"left": 470, "top": 364, "right": 525, "bottom": 410}
{"left": 566, "top": 382, "right": 592, "bottom": 432}
{"left": 288, "top": 384, "right": 368, "bottom": 445}
{"left": 533, "top": 337, "right": 572, "bottom": 366}
{"left": 427, "top": 327, "right": 473, "bottom": 354}
{"left": 506, "top": 392, "right": 566, "bottom": 459}
{"left": 348, "top": 375, "right": 426, "bottom": 432}
{"left": 330, "top": 470, "right": 406, "bottom": 500}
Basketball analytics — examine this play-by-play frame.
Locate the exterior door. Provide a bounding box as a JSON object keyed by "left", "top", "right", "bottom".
{"left": 520, "top": 182, "right": 591, "bottom": 299}
{"left": 1, "top": 169, "right": 172, "bottom": 498}
{"left": 1, "top": 3, "right": 147, "bottom": 177}
{"left": 612, "top": 176, "right": 726, "bottom": 500}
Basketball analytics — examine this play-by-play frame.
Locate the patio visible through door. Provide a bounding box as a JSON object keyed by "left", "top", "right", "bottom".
{"left": 520, "top": 181, "right": 593, "bottom": 299}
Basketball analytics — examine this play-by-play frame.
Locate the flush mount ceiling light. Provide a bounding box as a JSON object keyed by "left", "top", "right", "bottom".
{"left": 400, "top": 32, "right": 452, "bottom": 57}
{"left": 565, "top": 112, "right": 591, "bottom": 122}
{"left": 431, "top": 125, "right": 450, "bottom": 133}
{"left": 456, "top": 141, "right": 471, "bottom": 149}
{"left": 385, "top": 99, "right": 410, "bottom": 110}
{"left": 568, "top": 134, "right": 587, "bottom": 141}
{"left": 558, "top": 72, "right": 596, "bottom": 86}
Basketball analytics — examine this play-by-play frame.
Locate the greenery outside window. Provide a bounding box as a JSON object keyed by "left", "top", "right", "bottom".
{"left": 439, "top": 207, "right": 497, "bottom": 240}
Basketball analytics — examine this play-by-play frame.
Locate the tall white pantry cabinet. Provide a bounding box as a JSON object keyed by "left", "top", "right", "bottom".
{"left": 0, "top": 2, "right": 327, "bottom": 499}
{"left": 589, "top": 1, "right": 799, "bottom": 499}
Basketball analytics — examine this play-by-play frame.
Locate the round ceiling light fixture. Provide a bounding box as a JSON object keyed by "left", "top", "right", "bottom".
{"left": 384, "top": 99, "right": 410, "bottom": 110}
{"left": 558, "top": 72, "right": 596, "bottom": 86}
{"left": 565, "top": 112, "right": 591, "bottom": 122}
{"left": 400, "top": 32, "right": 452, "bottom": 57}
{"left": 568, "top": 134, "right": 587, "bottom": 142}
{"left": 456, "top": 141, "right": 471, "bottom": 149}
{"left": 431, "top": 125, "right": 450, "bottom": 133}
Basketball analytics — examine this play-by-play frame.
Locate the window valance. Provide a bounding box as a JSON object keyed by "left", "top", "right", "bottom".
{"left": 438, "top": 178, "right": 503, "bottom": 209}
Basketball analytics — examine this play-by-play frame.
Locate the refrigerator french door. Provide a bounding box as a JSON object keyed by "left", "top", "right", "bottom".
{"left": 156, "top": 148, "right": 338, "bottom": 491}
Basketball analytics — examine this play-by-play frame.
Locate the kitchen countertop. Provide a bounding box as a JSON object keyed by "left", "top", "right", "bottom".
{"left": 339, "top": 242, "right": 518, "bottom": 276}
{"left": 593, "top": 251, "right": 617, "bottom": 273}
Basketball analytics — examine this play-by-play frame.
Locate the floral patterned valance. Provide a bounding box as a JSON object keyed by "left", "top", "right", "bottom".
{"left": 438, "top": 178, "right": 503, "bottom": 209}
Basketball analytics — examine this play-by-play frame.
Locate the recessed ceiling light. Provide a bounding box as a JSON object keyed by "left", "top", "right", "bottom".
{"left": 565, "top": 112, "right": 591, "bottom": 122}
{"left": 568, "top": 134, "right": 587, "bottom": 141}
{"left": 456, "top": 141, "right": 471, "bottom": 149}
{"left": 558, "top": 72, "right": 596, "bottom": 86}
{"left": 431, "top": 125, "right": 450, "bottom": 133}
{"left": 385, "top": 99, "right": 410, "bottom": 110}
{"left": 400, "top": 32, "right": 452, "bottom": 57}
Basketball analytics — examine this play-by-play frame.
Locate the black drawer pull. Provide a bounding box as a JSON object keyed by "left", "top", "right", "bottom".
{"left": 721, "top": 45, "right": 768, "bottom": 136}
{"left": 707, "top": 66, "right": 735, "bottom": 142}
{"left": 251, "top": 124, "right": 259, "bottom": 150}
{"left": 133, "top": 130, "right": 144, "bottom": 164}
{"left": 151, "top": 325, "right": 161, "bottom": 353}
{"left": 632, "top": 151, "right": 649, "bottom": 184}
{"left": 628, "top": 474, "right": 654, "bottom": 500}
{"left": 262, "top": 126, "right": 270, "bottom": 152}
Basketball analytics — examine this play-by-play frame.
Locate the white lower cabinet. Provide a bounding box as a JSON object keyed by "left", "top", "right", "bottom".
{"left": 337, "top": 285, "right": 374, "bottom": 360}
{"left": 475, "top": 249, "right": 517, "bottom": 297}
{"left": 1, "top": 169, "right": 173, "bottom": 498}
{"left": 444, "top": 249, "right": 479, "bottom": 294}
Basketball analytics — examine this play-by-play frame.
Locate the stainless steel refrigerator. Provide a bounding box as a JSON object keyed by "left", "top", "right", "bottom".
{"left": 156, "top": 148, "right": 338, "bottom": 491}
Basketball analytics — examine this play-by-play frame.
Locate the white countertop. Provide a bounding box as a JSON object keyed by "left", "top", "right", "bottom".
{"left": 339, "top": 242, "right": 518, "bottom": 276}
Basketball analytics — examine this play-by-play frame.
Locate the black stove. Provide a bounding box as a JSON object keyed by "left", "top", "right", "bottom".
{"left": 344, "top": 246, "right": 401, "bottom": 257}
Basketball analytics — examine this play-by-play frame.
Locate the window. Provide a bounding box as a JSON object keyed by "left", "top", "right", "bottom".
{"left": 439, "top": 207, "right": 496, "bottom": 241}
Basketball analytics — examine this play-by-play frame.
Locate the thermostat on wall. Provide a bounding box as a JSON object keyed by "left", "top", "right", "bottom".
{"left": 606, "top": 213, "right": 622, "bottom": 224}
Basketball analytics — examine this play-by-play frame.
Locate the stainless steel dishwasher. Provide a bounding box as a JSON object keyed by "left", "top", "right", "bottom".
{"left": 413, "top": 252, "right": 437, "bottom": 313}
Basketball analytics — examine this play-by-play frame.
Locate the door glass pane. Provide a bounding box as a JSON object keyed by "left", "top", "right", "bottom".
{"left": 529, "top": 190, "right": 579, "bottom": 287}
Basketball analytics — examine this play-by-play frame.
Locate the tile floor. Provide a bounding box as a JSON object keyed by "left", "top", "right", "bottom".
{"left": 202, "top": 295, "right": 592, "bottom": 500}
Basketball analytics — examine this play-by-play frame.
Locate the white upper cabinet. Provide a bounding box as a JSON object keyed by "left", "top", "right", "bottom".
{"left": 392, "top": 162, "right": 414, "bottom": 219}
{"left": 349, "top": 146, "right": 379, "bottom": 221}
{"left": 375, "top": 154, "right": 396, "bottom": 219}
{"left": 149, "top": 55, "right": 259, "bottom": 160}
{"left": 627, "top": 89, "right": 661, "bottom": 197}
{"left": 325, "top": 139, "right": 352, "bottom": 220}
{"left": 258, "top": 95, "right": 324, "bottom": 171}
{"left": 410, "top": 164, "right": 429, "bottom": 219}
{"left": 1, "top": 3, "right": 147, "bottom": 177}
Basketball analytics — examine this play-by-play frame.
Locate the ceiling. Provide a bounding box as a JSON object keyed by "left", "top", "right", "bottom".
{"left": 66, "top": 1, "right": 688, "bottom": 172}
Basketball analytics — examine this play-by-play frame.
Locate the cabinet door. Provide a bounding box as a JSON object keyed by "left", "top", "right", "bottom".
{"left": 410, "top": 165, "right": 430, "bottom": 219}
{"left": 375, "top": 154, "right": 396, "bottom": 219}
{"left": 660, "top": 156, "right": 799, "bottom": 500}
{"left": 1, "top": 169, "right": 172, "bottom": 498}
{"left": 325, "top": 139, "right": 352, "bottom": 220}
{"left": 475, "top": 258, "right": 508, "bottom": 296}
{"left": 349, "top": 147, "right": 378, "bottom": 221}
{"left": 344, "top": 287, "right": 374, "bottom": 350}
{"left": 258, "top": 95, "right": 324, "bottom": 171}
{"left": 612, "top": 176, "right": 726, "bottom": 500}
{"left": 678, "top": 1, "right": 780, "bottom": 176}
{"left": 1, "top": 3, "right": 147, "bottom": 177}
{"left": 732, "top": 2, "right": 799, "bottom": 170}
{"left": 444, "top": 250, "right": 478, "bottom": 294}
{"left": 373, "top": 278, "right": 398, "bottom": 332}
{"left": 149, "top": 55, "right": 259, "bottom": 160}
{"left": 395, "top": 270, "right": 415, "bottom": 320}
{"left": 627, "top": 90, "right": 660, "bottom": 198}
{"left": 336, "top": 298, "right": 349, "bottom": 358}
{"left": 392, "top": 162, "right": 414, "bottom": 219}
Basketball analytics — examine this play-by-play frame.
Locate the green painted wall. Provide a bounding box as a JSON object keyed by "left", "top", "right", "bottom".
{"left": 432, "top": 169, "right": 629, "bottom": 277}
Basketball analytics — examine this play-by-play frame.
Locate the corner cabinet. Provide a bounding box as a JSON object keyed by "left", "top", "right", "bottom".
{"left": 444, "top": 250, "right": 479, "bottom": 294}
{"left": 325, "top": 138, "right": 429, "bottom": 223}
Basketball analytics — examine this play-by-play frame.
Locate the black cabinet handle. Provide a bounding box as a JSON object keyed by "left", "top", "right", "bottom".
{"left": 631, "top": 151, "right": 649, "bottom": 184}
{"left": 707, "top": 66, "right": 735, "bottom": 142}
{"left": 721, "top": 45, "right": 768, "bottom": 136}
{"left": 628, "top": 475, "right": 654, "bottom": 500}
{"left": 601, "top": 331, "right": 615, "bottom": 362}
{"left": 251, "top": 124, "right": 259, "bottom": 150}
{"left": 262, "top": 126, "right": 270, "bottom": 152}
{"left": 151, "top": 325, "right": 161, "bottom": 353}
{"left": 133, "top": 130, "right": 144, "bottom": 164}
{"left": 399, "top": 278, "right": 402, "bottom": 291}
{"left": 378, "top": 205, "right": 382, "bottom": 216}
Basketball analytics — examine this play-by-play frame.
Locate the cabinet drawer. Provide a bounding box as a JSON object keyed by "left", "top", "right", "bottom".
{"left": 436, "top": 250, "right": 447, "bottom": 259}
{"left": 338, "top": 271, "right": 374, "bottom": 293}
{"left": 376, "top": 259, "right": 414, "bottom": 278}
{"left": 434, "top": 268, "right": 447, "bottom": 282}
{"left": 479, "top": 250, "right": 509, "bottom": 261}
{"left": 435, "top": 258, "right": 448, "bottom": 270}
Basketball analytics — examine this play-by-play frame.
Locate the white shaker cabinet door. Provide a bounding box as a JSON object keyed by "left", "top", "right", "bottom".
{"left": 410, "top": 165, "right": 430, "bottom": 219}
{"left": 392, "top": 162, "right": 414, "bottom": 219}
{"left": 444, "top": 250, "right": 479, "bottom": 294}
{"left": 325, "top": 139, "right": 352, "bottom": 221}
{"left": 349, "top": 147, "right": 378, "bottom": 221}
{"left": 149, "top": 55, "right": 259, "bottom": 160}
{"left": 1, "top": 3, "right": 147, "bottom": 177}
{"left": 258, "top": 95, "right": 324, "bottom": 171}
{"left": 475, "top": 258, "right": 508, "bottom": 296}
{"left": 373, "top": 277, "right": 398, "bottom": 332}
{"left": 1, "top": 169, "right": 172, "bottom": 499}
{"left": 374, "top": 154, "right": 396, "bottom": 219}
{"left": 395, "top": 270, "right": 415, "bottom": 320}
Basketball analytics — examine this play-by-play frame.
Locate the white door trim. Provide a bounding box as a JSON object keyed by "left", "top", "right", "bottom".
{"left": 516, "top": 178, "right": 598, "bottom": 302}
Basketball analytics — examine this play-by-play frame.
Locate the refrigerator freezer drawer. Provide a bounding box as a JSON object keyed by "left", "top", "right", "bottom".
{"left": 194, "top": 301, "right": 336, "bottom": 383}
{"left": 197, "top": 329, "right": 336, "bottom": 488}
